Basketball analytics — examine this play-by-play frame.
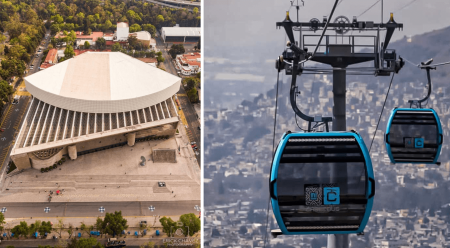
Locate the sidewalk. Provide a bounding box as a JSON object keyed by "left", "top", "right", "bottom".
{"left": 0, "top": 215, "right": 200, "bottom": 247}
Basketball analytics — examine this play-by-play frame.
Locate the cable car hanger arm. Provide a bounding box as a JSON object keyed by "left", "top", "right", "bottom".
{"left": 409, "top": 58, "right": 436, "bottom": 108}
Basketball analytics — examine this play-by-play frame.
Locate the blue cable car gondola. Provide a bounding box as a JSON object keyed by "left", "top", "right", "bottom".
{"left": 270, "top": 132, "right": 375, "bottom": 235}
{"left": 385, "top": 59, "right": 443, "bottom": 165}
{"left": 385, "top": 108, "right": 442, "bottom": 164}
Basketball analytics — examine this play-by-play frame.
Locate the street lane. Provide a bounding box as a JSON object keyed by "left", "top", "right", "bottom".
{"left": 0, "top": 201, "right": 200, "bottom": 218}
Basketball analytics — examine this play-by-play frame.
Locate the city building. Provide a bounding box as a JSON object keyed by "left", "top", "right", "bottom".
{"left": 175, "top": 52, "right": 201, "bottom": 75}
{"left": 161, "top": 26, "right": 201, "bottom": 43}
{"left": 115, "top": 22, "right": 129, "bottom": 41}
{"left": 12, "top": 52, "right": 181, "bottom": 170}
{"left": 39, "top": 49, "right": 58, "bottom": 70}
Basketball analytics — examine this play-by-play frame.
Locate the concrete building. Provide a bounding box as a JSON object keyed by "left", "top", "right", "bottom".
{"left": 175, "top": 52, "right": 201, "bottom": 75}
{"left": 130, "top": 31, "right": 151, "bottom": 47}
{"left": 39, "top": 49, "right": 58, "bottom": 70}
{"left": 161, "top": 26, "right": 201, "bottom": 43}
{"left": 12, "top": 52, "right": 181, "bottom": 170}
{"left": 115, "top": 22, "right": 129, "bottom": 41}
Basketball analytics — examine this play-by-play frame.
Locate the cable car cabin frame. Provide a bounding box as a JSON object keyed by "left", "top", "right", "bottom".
{"left": 269, "top": 132, "right": 375, "bottom": 235}
{"left": 385, "top": 108, "right": 443, "bottom": 165}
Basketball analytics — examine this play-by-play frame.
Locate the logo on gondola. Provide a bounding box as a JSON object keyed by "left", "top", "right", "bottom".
{"left": 305, "top": 184, "right": 340, "bottom": 212}
{"left": 323, "top": 187, "right": 340, "bottom": 205}
{"left": 305, "top": 184, "right": 322, "bottom": 206}
{"left": 415, "top": 138, "right": 424, "bottom": 148}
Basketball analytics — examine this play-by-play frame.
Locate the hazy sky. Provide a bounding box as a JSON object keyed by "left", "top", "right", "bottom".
{"left": 205, "top": 0, "right": 450, "bottom": 59}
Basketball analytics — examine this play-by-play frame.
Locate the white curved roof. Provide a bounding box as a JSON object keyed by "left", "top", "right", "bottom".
{"left": 132, "top": 31, "right": 151, "bottom": 40}
{"left": 25, "top": 52, "right": 181, "bottom": 113}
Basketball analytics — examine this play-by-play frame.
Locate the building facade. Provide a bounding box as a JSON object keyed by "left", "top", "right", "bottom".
{"left": 12, "top": 52, "right": 181, "bottom": 170}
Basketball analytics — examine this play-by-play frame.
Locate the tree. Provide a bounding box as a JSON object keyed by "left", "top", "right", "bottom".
{"left": 39, "top": 221, "right": 52, "bottom": 236}
{"left": 51, "top": 14, "right": 64, "bottom": 24}
{"left": 157, "top": 15, "right": 164, "bottom": 23}
{"left": 67, "top": 223, "right": 74, "bottom": 239}
{"left": 156, "top": 55, "right": 165, "bottom": 66}
{"left": 184, "top": 77, "right": 198, "bottom": 91}
{"left": 179, "top": 213, "right": 201, "bottom": 236}
{"left": 193, "top": 7, "right": 199, "bottom": 15}
{"left": 96, "top": 37, "right": 106, "bottom": 50}
{"left": 145, "top": 241, "right": 155, "bottom": 248}
{"left": 102, "top": 211, "right": 128, "bottom": 237}
{"left": 112, "top": 42, "right": 122, "bottom": 52}
{"left": 168, "top": 44, "right": 185, "bottom": 59}
{"left": 80, "top": 222, "right": 93, "bottom": 237}
{"left": 64, "top": 45, "right": 75, "bottom": 59}
{"left": 50, "top": 24, "right": 60, "bottom": 35}
{"left": 38, "top": 246, "right": 52, "bottom": 248}
{"left": 67, "top": 237, "right": 103, "bottom": 248}
{"left": 11, "top": 221, "right": 29, "bottom": 238}
{"left": 95, "top": 217, "right": 104, "bottom": 237}
{"left": 159, "top": 217, "right": 177, "bottom": 237}
{"left": 54, "top": 219, "right": 65, "bottom": 238}
{"left": 129, "top": 23, "right": 141, "bottom": 33}
{"left": 187, "top": 88, "right": 199, "bottom": 103}
{"left": 84, "top": 41, "right": 90, "bottom": 49}
{"left": 195, "top": 39, "right": 200, "bottom": 50}
{"left": 0, "top": 212, "right": 5, "bottom": 232}
{"left": 141, "top": 24, "right": 156, "bottom": 37}
{"left": 139, "top": 223, "right": 147, "bottom": 237}
{"left": 8, "top": 45, "right": 27, "bottom": 61}
{"left": 127, "top": 35, "right": 138, "bottom": 50}
{"left": 1, "top": 58, "right": 26, "bottom": 80}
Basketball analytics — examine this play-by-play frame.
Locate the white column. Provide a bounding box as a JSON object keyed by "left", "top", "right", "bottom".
{"left": 38, "top": 105, "right": 51, "bottom": 145}
{"left": 78, "top": 112, "right": 83, "bottom": 137}
{"left": 171, "top": 97, "right": 178, "bottom": 116}
{"left": 149, "top": 107, "right": 154, "bottom": 121}
{"left": 70, "top": 112, "right": 76, "bottom": 138}
{"left": 61, "top": 110, "right": 70, "bottom": 139}
{"left": 30, "top": 103, "right": 47, "bottom": 146}
{"left": 24, "top": 100, "right": 41, "bottom": 147}
{"left": 54, "top": 109, "right": 63, "bottom": 142}
{"left": 45, "top": 106, "right": 57, "bottom": 143}
{"left": 165, "top": 100, "right": 171, "bottom": 118}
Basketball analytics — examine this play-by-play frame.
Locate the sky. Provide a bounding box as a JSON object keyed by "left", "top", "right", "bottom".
{"left": 204, "top": 0, "right": 450, "bottom": 108}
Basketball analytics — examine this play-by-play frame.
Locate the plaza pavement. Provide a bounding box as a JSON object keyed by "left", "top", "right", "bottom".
{"left": 0, "top": 128, "right": 200, "bottom": 203}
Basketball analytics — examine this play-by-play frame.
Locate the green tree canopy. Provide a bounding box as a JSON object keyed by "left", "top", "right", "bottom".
{"left": 101, "top": 211, "right": 128, "bottom": 236}
{"left": 187, "top": 88, "right": 199, "bottom": 103}
{"left": 67, "top": 237, "right": 103, "bottom": 248}
{"left": 51, "top": 14, "right": 64, "bottom": 24}
{"left": 127, "top": 35, "right": 139, "bottom": 50}
{"left": 141, "top": 24, "right": 156, "bottom": 37}
{"left": 168, "top": 44, "right": 185, "bottom": 59}
{"left": 84, "top": 41, "right": 91, "bottom": 49}
{"left": 11, "top": 221, "right": 30, "bottom": 237}
{"left": 129, "top": 23, "right": 142, "bottom": 33}
{"left": 64, "top": 45, "right": 75, "bottom": 59}
{"left": 159, "top": 217, "right": 177, "bottom": 237}
{"left": 179, "top": 213, "right": 201, "bottom": 236}
{"left": 96, "top": 37, "right": 106, "bottom": 50}
{"left": 184, "top": 77, "right": 198, "bottom": 91}
{"left": 0, "top": 212, "right": 5, "bottom": 232}
{"left": 0, "top": 58, "right": 26, "bottom": 80}
{"left": 156, "top": 15, "right": 164, "bottom": 23}
{"left": 111, "top": 42, "right": 121, "bottom": 51}
{"left": 50, "top": 24, "right": 60, "bottom": 35}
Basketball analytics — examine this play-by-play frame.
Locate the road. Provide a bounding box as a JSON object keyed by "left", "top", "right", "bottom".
{"left": 0, "top": 200, "right": 200, "bottom": 218}
{"left": 0, "top": 32, "right": 52, "bottom": 186}
{"left": 155, "top": 33, "right": 201, "bottom": 165}
{"left": 145, "top": 0, "right": 200, "bottom": 11}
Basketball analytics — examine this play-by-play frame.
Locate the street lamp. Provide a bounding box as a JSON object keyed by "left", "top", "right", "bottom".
{"left": 185, "top": 226, "right": 190, "bottom": 237}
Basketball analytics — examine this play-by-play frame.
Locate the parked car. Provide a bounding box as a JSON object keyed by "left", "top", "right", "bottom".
{"left": 191, "top": 142, "right": 196, "bottom": 145}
